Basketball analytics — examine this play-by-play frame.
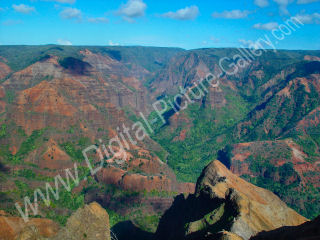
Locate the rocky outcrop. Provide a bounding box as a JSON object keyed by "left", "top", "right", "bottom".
{"left": 0, "top": 213, "right": 59, "bottom": 240}
{"left": 0, "top": 202, "right": 111, "bottom": 240}
{"left": 250, "top": 215, "right": 320, "bottom": 240}
{"left": 155, "top": 160, "right": 307, "bottom": 240}
{"left": 51, "top": 202, "right": 111, "bottom": 240}
{"left": 95, "top": 146, "right": 195, "bottom": 193}
{"left": 196, "top": 160, "right": 306, "bottom": 239}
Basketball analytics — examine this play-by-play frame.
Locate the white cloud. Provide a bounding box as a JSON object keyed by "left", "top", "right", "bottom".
{"left": 162, "top": 6, "right": 199, "bottom": 20}
{"left": 60, "top": 7, "right": 81, "bottom": 20}
{"left": 12, "top": 4, "right": 35, "bottom": 14}
{"left": 57, "top": 39, "right": 72, "bottom": 45}
{"left": 117, "top": 0, "right": 147, "bottom": 22}
{"left": 212, "top": 10, "right": 251, "bottom": 19}
{"left": 297, "top": 0, "right": 319, "bottom": 4}
{"left": 294, "top": 13, "right": 320, "bottom": 24}
{"left": 88, "top": 17, "right": 109, "bottom": 23}
{"left": 108, "top": 40, "right": 120, "bottom": 46}
{"left": 254, "top": 0, "right": 269, "bottom": 7}
{"left": 253, "top": 22, "right": 279, "bottom": 30}
{"left": 273, "top": 0, "right": 293, "bottom": 15}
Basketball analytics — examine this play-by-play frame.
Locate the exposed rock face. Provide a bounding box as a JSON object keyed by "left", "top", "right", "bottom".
{"left": 151, "top": 51, "right": 226, "bottom": 108}
{"left": 155, "top": 160, "right": 307, "bottom": 240}
{"left": 51, "top": 202, "right": 111, "bottom": 240}
{"left": 0, "top": 52, "right": 182, "bottom": 200}
{"left": 95, "top": 146, "right": 195, "bottom": 193}
{"left": 16, "top": 80, "right": 77, "bottom": 117}
{"left": 0, "top": 214, "right": 59, "bottom": 240}
{"left": 39, "top": 139, "right": 73, "bottom": 170}
{"left": 250, "top": 215, "right": 320, "bottom": 240}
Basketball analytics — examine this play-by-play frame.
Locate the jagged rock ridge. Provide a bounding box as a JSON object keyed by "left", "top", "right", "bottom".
{"left": 155, "top": 160, "right": 307, "bottom": 240}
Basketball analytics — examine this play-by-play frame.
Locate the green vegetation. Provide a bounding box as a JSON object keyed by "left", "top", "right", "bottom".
{"left": 13, "top": 169, "right": 53, "bottom": 181}
{"left": 0, "top": 45, "right": 183, "bottom": 73}
{"left": 60, "top": 141, "right": 84, "bottom": 162}
{"left": 39, "top": 188, "right": 85, "bottom": 225}
{"left": 151, "top": 85, "right": 249, "bottom": 182}
{"left": 4, "top": 90, "right": 15, "bottom": 104}
{"left": 108, "top": 209, "right": 126, "bottom": 227}
{"left": 0, "top": 128, "right": 46, "bottom": 165}
{"left": 134, "top": 213, "right": 161, "bottom": 232}
{"left": 17, "top": 129, "right": 44, "bottom": 158}
{"left": 0, "top": 45, "right": 84, "bottom": 71}
{"left": 1, "top": 173, "right": 86, "bottom": 226}
{"left": 0, "top": 124, "right": 6, "bottom": 138}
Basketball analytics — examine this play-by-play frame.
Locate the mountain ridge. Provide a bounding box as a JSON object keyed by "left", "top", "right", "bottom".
{"left": 0, "top": 46, "right": 319, "bottom": 236}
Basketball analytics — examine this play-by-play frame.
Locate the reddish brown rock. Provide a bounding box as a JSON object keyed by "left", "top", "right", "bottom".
{"left": 17, "top": 81, "right": 77, "bottom": 117}
{"left": 0, "top": 215, "right": 59, "bottom": 240}
{"left": 40, "top": 139, "right": 73, "bottom": 170}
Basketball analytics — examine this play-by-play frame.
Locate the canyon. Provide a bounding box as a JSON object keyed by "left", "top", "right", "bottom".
{"left": 0, "top": 45, "right": 319, "bottom": 239}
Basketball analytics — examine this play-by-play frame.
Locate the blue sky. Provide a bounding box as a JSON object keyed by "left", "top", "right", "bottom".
{"left": 0, "top": 0, "right": 319, "bottom": 49}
